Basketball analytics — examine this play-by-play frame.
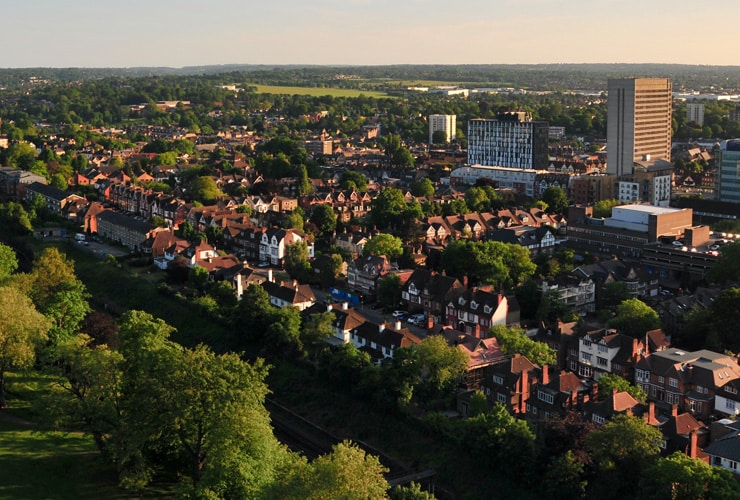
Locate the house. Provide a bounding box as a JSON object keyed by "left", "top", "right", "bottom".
{"left": 261, "top": 280, "right": 316, "bottom": 311}
{"left": 635, "top": 348, "right": 740, "bottom": 421}
{"left": 181, "top": 240, "right": 218, "bottom": 268}
{"left": 347, "top": 255, "right": 391, "bottom": 299}
{"left": 302, "top": 301, "right": 368, "bottom": 345}
{"left": 706, "top": 420, "right": 740, "bottom": 474}
{"left": 333, "top": 230, "right": 371, "bottom": 258}
{"left": 437, "top": 327, "right": 506, "bottom": 391}
{"left": 349, "top": 320, "right": 422, "bottom": 364}
{"left": 570, "top": 328, "right": 645, "bottom": 380}
{"left": 584, "top": 389, "right": 641, "bottom": 425}
{"left": 535, "top": 320, "right": 579, "bottom": 371}
{"left": 444, "top": 286, "right": 508, "bottom": 338}
{"left": 654, "top": 403, "right": 708, "bottom": 458}
{"left": 259, "top": 227, "right": 314, "bottom": 267}
{"left": 25, "top": 181, "right": 86, "bottom": 217}
{"left": 526, "top": 366, "right": 594, "bottom": 422}
{"left": 538, "top": 273, "right": 596, "bottom": 316}
{"left": 96, "top": 210, "right": 153, "bottom": 251}
{"left": 479, "top": 353, "right": 539, "bottom": 415}
{"left": 142, "top": 228, "right": 189, "bottom": 259}
{"left": 0, "top": 167, "right": 47, "bottom": 201}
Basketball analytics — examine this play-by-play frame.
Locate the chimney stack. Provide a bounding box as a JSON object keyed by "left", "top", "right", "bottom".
{"left": 379, "top": 322, "right": 385, "bottom": 333}
{"left": 671, "top": 404, "right": 679, "bottom": 417}
{"left": 394, "top": 320, "right": 402, "bottom": 330}
{"left": 267, "top": 269, "right": 273, "bottom": 282}
{"left": 341, "top": 301, "right": 348, "bottom": 310}
{"left": 542, "top": 365, "right": 550, "bottom": 385}
{"left": 689, "top": 430, "right": 698, "bottom": 458}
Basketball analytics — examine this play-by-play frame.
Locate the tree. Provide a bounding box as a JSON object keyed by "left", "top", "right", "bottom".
{"left": 340, "top": 171, "right": 368, "bottom": 192}
{"left": 595, "top": 373, "right": 647, "bottom": 403}
{"left": 640, "top": 451, "right": 740, "bottom": 500}
{"left": 370, "top": 187, "right": 406, "bottom": 228}
{"left": 410, "top": 178, "right": 434, "bottom": 198}
{"left": 542, "top": 451, "right": 587, "bottom": 500}
{"left": 301, "top": 312, "right": 335, "bottom": 362}
{"left": 376, "top": 274, "right": 402, "bottom": 310}
{"left": 431, "top": 129, "right": 448, "bottom": 145}
{"left": 490, "top": 325, "right": 556, "bottom": 366}
{"left": 43, "top": 281, "right": 91, "bottom": 346}
{"left": 50, "top": 173, "right": 68, "bottom": 191}
{"left": 608, "top": 298, "right": 661, "bottom": 339}
{"left": 601, "top": 281, "right": 630, "bottom": 310}
{"left": 0, "top": 286, "right": 50, "bottom": 407}
{"left": 585, "top": 414, "right": 662, "bottom": 498}
{"left": 0, "top": 243, "right": 18, "bottom": 282}
{"left": 264, "top": 306, "right": 303, "bottom": 360}
{"left": 592, "top": 199, "right": 621, "bottom": 218}
{"left": 541, "top": 186, "right": 569, "bottom": 214}
{"left": 310, "top": 204, "right": 337, "bottom": 237}
{"left": 296, "top": 164, "right": 313, "bottom": 196}
{"left": 284, "top": 241, "right": 311, "bottom": 282}
{"left": 189, "top": 176, "right": 224, "bottom": 204}
{"left": 274, "top": 440, "right": 389, "bottom": 499}
{"left": 708, "top": 242, "right": 740, "bottom": 284}
{"left": 42, "top": 334, "right": 123, "bottom": 456}
{"left": 413, "top": 334, "right": 469, "bottom": 403}
{"left": 363, "top": 233, "right": 403, "bottom": 261}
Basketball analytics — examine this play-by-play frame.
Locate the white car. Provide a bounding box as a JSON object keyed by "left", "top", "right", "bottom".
{"left": 672, "top": 240, "right": 684, "bottom": 247}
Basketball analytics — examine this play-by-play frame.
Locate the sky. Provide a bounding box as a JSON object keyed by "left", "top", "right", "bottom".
{"left": 1, "top": 0, "right": 738, "bottom": 68}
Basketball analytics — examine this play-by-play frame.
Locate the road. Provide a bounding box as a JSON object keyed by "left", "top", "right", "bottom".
{"left": 311, "top": 287, "right": 428, "bottom": 338}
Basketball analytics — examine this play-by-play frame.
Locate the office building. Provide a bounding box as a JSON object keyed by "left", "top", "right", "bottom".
{"left": 428, "top": 114, "right": 456, "bottom": 144}
{"left": 687, "top": 102, "right": 705, "bottom": 126}
{"left": 607, "top": 78, "right": 672, "bottom": 177}
{"left": 467, "top": 112, "right": 549, "bottom": 170}
{"left": 717, "top": 139, "right": 740, "bottom": 203}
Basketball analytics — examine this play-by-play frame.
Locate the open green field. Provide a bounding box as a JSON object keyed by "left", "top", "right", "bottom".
{"left": 251, "top": 84, "right": 389, "bottom": 98}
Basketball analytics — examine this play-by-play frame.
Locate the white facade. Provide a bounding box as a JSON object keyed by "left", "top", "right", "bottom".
{"left": 450, "top": 165, "right": 539, "bottom": 197}
{"left": 428, "top": 114, "right": 456, "bottom": 144}
{"left": 687, "top": 102, "right": 705, "bottom": 125}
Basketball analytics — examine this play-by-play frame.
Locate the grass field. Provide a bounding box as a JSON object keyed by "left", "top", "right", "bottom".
{"left": 251, "top": 84, "right": 389, "bottom": 98}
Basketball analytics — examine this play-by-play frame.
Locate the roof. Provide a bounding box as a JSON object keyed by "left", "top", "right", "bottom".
{"left": 97, "top": 210, "right": 153, "bottom": 234}
{"left": 704, "top": 434, "right": 740, "bottom": 462}
{"left": 261, "top": 280, "right": 316, "bottom": 305}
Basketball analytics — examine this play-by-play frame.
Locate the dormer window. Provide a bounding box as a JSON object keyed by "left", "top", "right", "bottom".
{"left": 470, "top": 301, "right": 478, "bottom": 310}
{"left": 483, "top": 305, "right": 492, "bottom": 314}
{"left": 458, "top": 297, "right": 467, "bottom": 306}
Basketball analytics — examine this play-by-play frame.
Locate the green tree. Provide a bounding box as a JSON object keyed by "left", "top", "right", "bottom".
{"left": 376, "top": 274, "right": 402, "bottom": 310}
{"left": 264, "top": 306, "right": 303, "bottom": 360}
{"left": 284, "top": 241, "right": 311, "bottom": 281}
{"left": 370, "top": 187, "right": 406, "bottom": 228}
{"left": 0, "top": 286, "right": 50, "bottom": 407}
{"left": 592, "top": 199, "right": 621, "bottom": 218}
{"left": 42, "top": 334, "right": 123, "bottom": 455}
{"left": 543, "top": 451, "right": 586, "bottom": 500}
{"left": 340, "top": 171, "right": 368, "bottom": 192}
{"left": 0, "top": 243, "right": 19, "bottom": 282}
{"left": 410, "top": 178, "right": 435, "bottom": 198}
{"left": 301, "top": 312, "right": 334, "bottom": 361}
{"left": 491, "top": 325, "right": 556, "bottom": 366}
{"left": 608, "top": 298, "right": 661, "bottom": 339}
{"left": 189, "top": 176, "right": 224, "bottom": 204}
{"left": 274, "top": 440, "right": 389, "bottom": 499}
{"left": 310, "top": 204, "right": 337, "bottom": 237}
{"left": 296, "top": 164, "right": 313, "bottom": 196}
{"left": 595, "top": 373, "right": 647, "bottom": 403}
{"left": 640, "top": 451, "right": 740, "bottom": 500}
{"left": 50, "top": 173, "right": 68, "bottom": 191}
{"left": 363, "top": 233, "right": 403, "bottom": 261}
{"left": 601, "top": 281, "right": 631, "bottom": 309}
{"left": 431, "top": 129, "right": 448, "bottom": 145}
{"left": 414, "top": 334, "right": 469, "bottom": 402}
{"left": 541, "top": 186, "right": 569, "bottom": 214}
{"left": 708, "top": 242, "right": 740, "bottom": 284}
{"left": 43, "top": 282, "right": 91, "bottom": 346}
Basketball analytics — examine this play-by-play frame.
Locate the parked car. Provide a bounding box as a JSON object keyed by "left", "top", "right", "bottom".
{"left": 408, "top": 313, "right": 426, "bottom": 325}
{"left": 392, "top": 310, "right": 407, "bottom": 319}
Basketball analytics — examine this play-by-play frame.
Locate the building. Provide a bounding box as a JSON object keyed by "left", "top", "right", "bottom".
{"left": 717, "top": 139, "right": 740, "bottom": 204}
{"left": 687, "top": 102, "right": 705, "bottom": 126}
{"left": 449, "top": 165, "right": 539, "bottom": 197}
{"left": 569, "top": 173, "right": 616, "bottom": 205}
{"left": 467, "top": 112, "right": 549, "bottom": 170}
{"left": 616, "top": 158, "right": 673, "bottom": 207}
{"left": 607, "top": 78, "right": 672, "bottom": 177}
{"left": 428, "top": 114, "right": 456, "bottom": 144}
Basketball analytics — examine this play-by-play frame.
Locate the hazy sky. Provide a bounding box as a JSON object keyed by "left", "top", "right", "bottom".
{"left": 2, "top": 0, "right": 737, "bottom": 68}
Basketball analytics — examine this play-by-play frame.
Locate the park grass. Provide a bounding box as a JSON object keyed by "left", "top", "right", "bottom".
{"left": 251, "top": 84, "right": 389, "bottom": 98}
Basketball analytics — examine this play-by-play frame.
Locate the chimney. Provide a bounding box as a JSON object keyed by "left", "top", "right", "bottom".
{"left": 689, "top": 430, "right": 698, "bottom": 458}
{"left": 519, "top": 368, "right": 529, "bottom": 414}
{"left": 427, "top": 314, "right": 434, "bottom": 331}
{"left": 645, "top": 401, "right": 656, "bottom": 424}
{"left": 542, "top": 365, "right": 550, "bottom": 385}
{"left": 379, "top": 322, "right": 385, "bottom": 333}
{"left": 341, "top": 301, "right": 348, "bottom": 310}
{"left": 463, "top": 275, "right": 469, "bottom": 288}
{"left": 394, "top": 320, "right": 402, "bottom": 330}
{"left": 267, "top": 269, "right": 273, "bottom": 282}
{"left": 671, "top": 404, "right": 678, "bottom": 417}
{"left": 326, "top": 304, "right": 333, "bottom": 312}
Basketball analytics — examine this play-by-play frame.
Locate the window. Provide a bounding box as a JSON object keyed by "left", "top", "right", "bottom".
{"left": 592, "top": 414, "right": 605, "bottom": 424}
{"left": 597, "top": 357, "right": 608, "bottom": 367}
{"left": 726, "top": 399, "right": 736, "bottom": 411}
{"left": 727, "top": 386, "right": 738, "bottom": 395}
{"left": 696, "top": 385, "right": 704, "bottom": 394}
{"left": 598, "top": 344, "right": 608, "bottom": 353}
{"left": 497, "top": 393, "right": 507, "bottom": 403}
{"left": 538, "top": 390, "right": 554, "bottom": 404}
{"left": 570, "top": 361, "right": 578, "bottom": 371}
{"left": 730, "top": 461, "right": 738, "bottom": 471}
{"left": 579, "top": 365, "right": 593, "bottom": 378}
{"left": 669, "top": 377, "right": 678, "bottom": 388}
{"left": 658, "top": 376, "right": 665, "bottom": 384}
{"left": 583, "top": 339, "right": 592, "bottom": 347}
{"left": 493, "top": 375, "right": 504, "bottom": 385}
{"left": 582, "top": 353, "right": 592, "bottom": 362}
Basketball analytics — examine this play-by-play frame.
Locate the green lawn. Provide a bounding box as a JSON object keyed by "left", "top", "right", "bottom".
{"left": 251, "top": 84, "right": 389, "bottom": 98}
